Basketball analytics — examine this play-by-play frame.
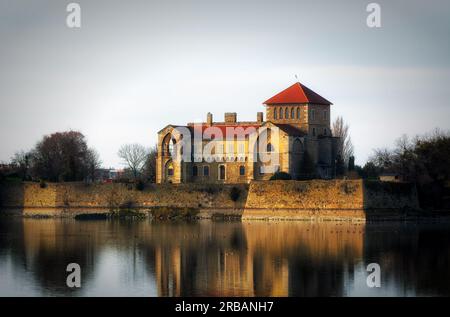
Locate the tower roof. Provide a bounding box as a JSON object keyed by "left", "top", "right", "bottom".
{"left": 263, "top": 82, "right": 332, "bottom": 105}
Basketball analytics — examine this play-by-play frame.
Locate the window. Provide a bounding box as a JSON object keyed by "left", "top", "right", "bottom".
{"left": 273, "top": 108, "right": 277, "bottom": 119}
{"left": 311, "top": 109, "right": 315, "bottom": 121}
{"left": 203, "top": 166, "right": 209, "bottom": 176}
{"left": 239, "top": 165, "right": 245, "bottom": 176}
{"left": 312, "top": 128, "right": 316, "bottom": 136}
{"left": 219, "top": 165, "right": 226, "bottom": 180}
{"left": 192, "top": 165, "right": 198, "bottom": 176}
{"left": 291, "top": 107, "right": 295, "bottom": 119}
{"left": 296, "top": 107, "right": 300, "bottom": 119}
{"left": 293, "top": 139, "right": 303, "bottom": 153}
{"left": 168, "top": 138, "right": 174, "bottom": 156}
{"left": 266, "top": 143, "right": 273, "bottom": 152}
{"left": 279, "top": 108, "right": 283, "bottom": 119}
{"left": 166, "top": 161, "right": 174, "bottom": 177}
{"left": 323, "top": 128, "right": 327, "bottom": 136}
{"left": 285, "top": 107, "right": 289, "bottom": 119}
{"left": 323, "top": 110, "right": 327, "bottom": 120}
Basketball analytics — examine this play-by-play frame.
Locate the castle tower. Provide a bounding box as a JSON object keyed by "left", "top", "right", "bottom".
{"left": 263, "top": 82, "right": 332, "bottom": 137}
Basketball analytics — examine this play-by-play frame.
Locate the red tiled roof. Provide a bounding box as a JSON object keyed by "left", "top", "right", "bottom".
{"left": 263, "top": 82, "right": 332, "bottom": 105}
{"left": 189, "top": 124, "right": 261, "bottom": 137}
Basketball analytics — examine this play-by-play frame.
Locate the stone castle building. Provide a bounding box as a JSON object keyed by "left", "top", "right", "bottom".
{"left": 156, "top": 82, "right": 339, "bottom": 184}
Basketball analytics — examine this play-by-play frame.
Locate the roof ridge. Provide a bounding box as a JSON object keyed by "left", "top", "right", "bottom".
{"left": 263, "top": 81, "right": 332, "bottom": 105}
{"left": 297, "top": 82, "right": 309, "bottom": 103}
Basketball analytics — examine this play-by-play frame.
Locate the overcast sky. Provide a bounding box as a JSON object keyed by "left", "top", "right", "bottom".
{"left": 1, "top": 0, "right": 449, "bottom": 167}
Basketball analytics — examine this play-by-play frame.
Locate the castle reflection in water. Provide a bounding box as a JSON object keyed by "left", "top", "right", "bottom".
{"left": 1, "top": 217, "right": 450, "bottom": 296}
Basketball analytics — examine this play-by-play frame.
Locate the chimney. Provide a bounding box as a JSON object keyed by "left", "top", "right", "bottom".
{"left": 257, "top": 112, "right": 264, "bottom": 123}
{"left": 224, "top": 112, "right": 237, "bottom": 123}
{"left": 206, "top": 112, "right": 213, "bottom": 125}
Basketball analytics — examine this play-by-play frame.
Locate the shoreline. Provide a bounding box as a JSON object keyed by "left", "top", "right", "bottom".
{"left": 1, "top": 206, "right": 449, "bottom": 222}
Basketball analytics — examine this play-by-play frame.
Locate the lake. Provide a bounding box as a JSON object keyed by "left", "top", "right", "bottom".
{"left": 0, "top": 216, "right": 450, "bottom": 297}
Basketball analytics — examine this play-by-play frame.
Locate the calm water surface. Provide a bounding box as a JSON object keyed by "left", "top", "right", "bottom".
{"left": 1, "top": 216, "right": 450, "bottom": 297}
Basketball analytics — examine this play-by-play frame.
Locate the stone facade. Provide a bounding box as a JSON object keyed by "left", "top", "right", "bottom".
{"left": 156, "top": 82, "right": 339, "bottom": 184}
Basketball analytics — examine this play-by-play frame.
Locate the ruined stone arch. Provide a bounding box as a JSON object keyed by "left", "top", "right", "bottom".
{"left": 161, "top": 132, "right": 175, "bottom": 157}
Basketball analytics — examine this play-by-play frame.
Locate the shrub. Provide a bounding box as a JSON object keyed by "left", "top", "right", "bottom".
{"left": 135, "top": 180, "right": 145, "bottom": 191}
{"left": 229, "top": 186, "right": 241, "bottom": 202}
{"left": 270, "top": 171, "right": 292, "bottom": 180}
{"left": 341, "top": 182, "right": 357, "bottom": 194}
{"left": 39, "top": 179, "right": 47, "bottom": 189}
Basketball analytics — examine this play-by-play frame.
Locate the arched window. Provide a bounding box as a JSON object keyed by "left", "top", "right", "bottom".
{"left": 203, "top": 166, "right": 209, "bottom": 176}
{"left": 239, "top": 165, "right": 245, "bottom": 176}
{"left": 273, "top": 108, "right": 278, "bottom": 120}
{"left": 291, "top": 107, "right": 295, "bottom": 119}
{"left": 279, "top": 108, "right": 283, "bottom": 119}
{"left": 285, "top": 107, "right": 289, "bottom": 119}
{"left": 296, "top": 107, "right": 300, "bottom": 119}
{"left": 267, "top": 143, "right": 274, "bottom": 152}
{"left": 192, "top": 165, "right": 198, "bottom": 176}
{"left": 293, "top": 139, "right": 303, "bottom": 153}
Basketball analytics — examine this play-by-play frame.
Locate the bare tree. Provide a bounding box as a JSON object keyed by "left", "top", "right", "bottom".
{"left": 332, "top": 116, "right": 354, "bottom": 166}
{"left": 11, "top": 150, "right": 31, "bottom": 180}
{"left": 370, "top": 148, "right": 394, "bottom": 169}
{"left": 118, "top": 144, "right": 148, "bottom": 180}
{"left": 84, "top": 148, "right": 102, "bottom": 182}
{"left": 143, "top": 145, "right": 158, "bottom": 183}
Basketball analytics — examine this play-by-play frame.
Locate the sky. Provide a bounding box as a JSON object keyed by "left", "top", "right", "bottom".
{"left": 1, "top": 0, "right": 449, "bottom": 168}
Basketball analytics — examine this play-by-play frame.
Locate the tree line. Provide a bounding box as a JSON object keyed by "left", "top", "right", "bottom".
{"left": 10, "top": 131, "right": 101, "bottom": 182}
{"left": 5, "top": 131, "right": 157, "bottom": 184}
{"left": 357, "top": 129, "right": 450, "bottom": 209}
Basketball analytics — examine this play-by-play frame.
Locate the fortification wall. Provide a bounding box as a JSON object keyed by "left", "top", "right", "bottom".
{"left": 0, "top": 180, "right": 420, "bottom": 220}
{"left": 0, "top": 182, "right": 248, "bottom": 217}
{"left": 242, "top": 180, "right": 419, "bottom": 220}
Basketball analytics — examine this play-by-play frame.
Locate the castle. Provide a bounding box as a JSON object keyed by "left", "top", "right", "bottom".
{"left": 156, "top": 82, "right": 339, "bottom": 184}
